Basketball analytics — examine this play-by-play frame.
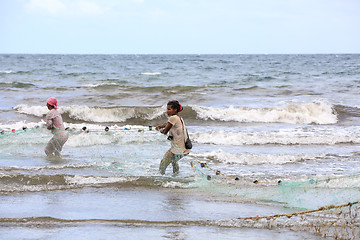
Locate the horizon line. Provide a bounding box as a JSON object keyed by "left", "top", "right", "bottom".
{"left": 1, "top": 52, "right": 359, "bottom": 55}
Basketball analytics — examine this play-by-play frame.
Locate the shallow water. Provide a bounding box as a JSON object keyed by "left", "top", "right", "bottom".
{"left": 1, "top": 54, "right": 360, "bottom": 239}
{"left": 0, "top": 187, "right": 324, "bottom": 240}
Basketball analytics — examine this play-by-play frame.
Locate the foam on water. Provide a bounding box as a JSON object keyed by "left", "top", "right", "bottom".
{"left": 192, "top": 101, "right": 337, "bottom": 124}
{"left": 13, "top": 105, "right": 48, "bottom": 117}
{"left": 0, "top": 162, "right": 103, "bottom": 172}
{"left": 66, "top": 131, "right": 164, "bottom": 147}
{"left": 0, "top": 70, "right": 14, "bottom": 74}
{"left": 0, "top": 120, "right": 45, "bottom": 131}
{"left": 192, "top": 126, "right": 360, "bottom": 145}
{"left": 84, "top": 83, "right": 120, "bottom": 88}
{"left": 141, "top": 72, "right": 162, "bottom": 75}
{"left": 13, "top": 104, "right": 166, "bottom": 123}
{"left": 12, "top": 101, "right": 338, "bottom": 125}
{"left": 2, "top": 121, "right": 360, "bottom": 149}
{"left": 1, "top": 54, "right": 360, "bottom": 239}
{"left": 192, "top": 150, "right": 327, "bottom": 165}
{"left": 65, "top": 175, "right": 136, "bottom": 185}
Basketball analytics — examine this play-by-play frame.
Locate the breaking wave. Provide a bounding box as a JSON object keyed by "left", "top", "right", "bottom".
{"left": 12, "top": 101, "right": 344, "bottom": 125}
{"left": 13, "top": 104, "right": 166, "bottom": 123}
{"left": 0, "top": 173, "right": 194, "bottom": 193}
{"left": 192, "top": 102, "right": 337, "bottom": 124}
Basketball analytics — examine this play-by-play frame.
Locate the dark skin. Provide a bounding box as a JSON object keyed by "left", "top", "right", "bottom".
{"left": 47, "top": 103, "right": 54, "bottom": 110}
{"left": 156, "top": 105, "right": 178, "bottom": 135}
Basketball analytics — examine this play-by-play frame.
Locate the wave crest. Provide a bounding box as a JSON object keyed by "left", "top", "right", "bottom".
{"left": 13, "top": 102, "right": 338, "bottom": 125}
{"left": 14, "top": 104, "right": 165, "bottom": 123}
{"left": 192, "top": 102, "right": 337, "bottom": 124}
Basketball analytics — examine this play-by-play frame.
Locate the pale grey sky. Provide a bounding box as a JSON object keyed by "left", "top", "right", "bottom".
{"left": 1, "top": 0, "right": 359, "bottom": 54}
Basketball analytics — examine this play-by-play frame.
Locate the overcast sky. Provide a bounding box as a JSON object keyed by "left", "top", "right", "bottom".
{"left": 1, "top": 0, "right": 359, "bottom": 54}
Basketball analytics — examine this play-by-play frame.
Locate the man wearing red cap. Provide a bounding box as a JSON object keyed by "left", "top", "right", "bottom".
{"left": 45, "top": 97, "right": 69, "bottom": 157}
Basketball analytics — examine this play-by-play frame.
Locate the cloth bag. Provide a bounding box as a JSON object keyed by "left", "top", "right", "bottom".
{"left": 179, "top": 117, "right": 192, "bottom": 150}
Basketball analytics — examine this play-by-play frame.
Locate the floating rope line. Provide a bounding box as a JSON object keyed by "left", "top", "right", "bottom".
{"left": 0, "top": 125, "right": 157, "bottom": 136}
{"left": 238, "top": 200, "right": 360, "bottom": 221}
{"left": 3, "top": 202, "right": 358, "bottom": 224}
{"left": 1, "top": 202, "right": 358, "bottom": 239}
{"left": 190, "top": 158, "right": 360, "bottom": 239}
{"left": 191, "top": 159, "right": 360, "bottom": 187}
{"left": 0, "top": 126, "right": 45, "bottom": 138}
{"left": 58, "top": 126, "right": 159, "bottom": 135}
{"left": 233, "top": 200, "right": 360, "bottom": 240}
{"left": 190, "top": 159, "right": 281, "bottom": 185}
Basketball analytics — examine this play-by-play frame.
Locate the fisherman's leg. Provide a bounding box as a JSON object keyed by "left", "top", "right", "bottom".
{"left": 53, "top": 131, "right": 69, "bottom": 156}
{"left": 45, "top": 137, "right": 56, "bottom": 156}
{"left": 159, "top": 149, "right": 173, "bottom": 175}
{"left": 172, "top": 154, "right": 183, "bottom": 174}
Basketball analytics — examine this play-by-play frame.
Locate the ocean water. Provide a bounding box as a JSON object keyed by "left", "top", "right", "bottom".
{"left": 1, "top": 54, "right": 360, "bottom": 239}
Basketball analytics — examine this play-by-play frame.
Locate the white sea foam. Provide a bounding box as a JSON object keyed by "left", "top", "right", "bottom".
{"left": 0, "top": 120, "right": 45, "bottom": 131}
{"left": 192, "top": 102, "right": 337, "bottom": 124}
{"left": 13, "top": 104, "right": 48, "bottom": 117}
{"left": 13, "top": 102, "right": 337, "bottom": 124}
{"left": 0, "top": 162, "right": 102, "bottom": 171}
{"left": 66, "top": 131, "right": 164, "bottom": 147}
{"left": 162, "top": 181, "right": 188, "bottom": 188}
{"left": 1, "top": 121, "right": 359, "bottom": 147}
{"left": 141, "top": 72, "right": 161, "bottom": 76}
{"left": 0, "top": 70, "right": 14, "bottom": 74}
{"left": 0, "top": 120, "right": 156, "bottom": 132}
{"left": 13, "top": 104, "right": 165, "bottom": 122}
{"left": 84, "top": 83, "right": 118, "bottom": 88}
{"left": 191, "top": 126, "right": 360, "bottom": 145}
{"left": 192, "top": 150, "right": 326, "bottom": 165}
{"left": 65, "top": 175, "right": 135, "bottom": 185}
{"left": 66, "top": 134, "right": 116, "bottom": 146}
{"left": 313, "top": 175, "right": 360, "bottom": 188}
{"left": 0, "top": 122, "right": 164, "bottom": 154}
{"left": 65, "top": 105, "right": 131, "bottom": 122}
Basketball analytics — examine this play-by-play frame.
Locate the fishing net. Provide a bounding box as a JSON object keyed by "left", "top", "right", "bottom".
{"left": 191, "top": 159, "right": 360, "bottom": 240}
{"left": 2, "top": 126, "right": 359, "bottom": 239}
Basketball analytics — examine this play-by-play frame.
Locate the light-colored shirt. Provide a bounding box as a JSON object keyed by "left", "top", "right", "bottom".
{"left": 46, "top": 109, "right": 65, "bottom": 131}
{"left": 168, "top": 115, "right": 187, "bottom": 155}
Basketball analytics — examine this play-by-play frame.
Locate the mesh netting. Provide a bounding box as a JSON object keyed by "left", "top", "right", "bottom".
{"left": 191, "top": 159, "right": 360, "bottom": 240}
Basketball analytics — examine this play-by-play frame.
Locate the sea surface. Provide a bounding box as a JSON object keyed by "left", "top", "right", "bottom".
{"left": 1, "top": 54, "right": 360, "bottom": 239}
